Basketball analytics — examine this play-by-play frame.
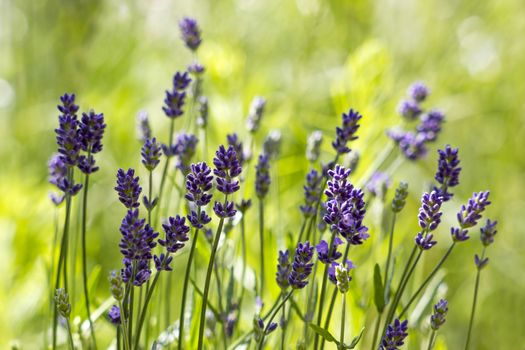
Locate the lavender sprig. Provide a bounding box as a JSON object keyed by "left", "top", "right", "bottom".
{"left": 332, "top": 109, "right": 362, "bottom": 154}
{"left": 380, "top": 318, "right": 408, "bottom": 350}
{"left": 179, "top": 17, "right": 202, "bottom": 51}
{"left": 434, "top": 145, "right": 461, "bottom": 201}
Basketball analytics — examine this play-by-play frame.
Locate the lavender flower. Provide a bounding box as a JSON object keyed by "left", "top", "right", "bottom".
{"left": 115, "top": 168, "right": 142, "bottom": 209}
{"left": 141, "top": 137, "right": 162, "bottom": 171}
{"left": 328, "top": 259, "right": 354, "bottom": 286}
{"left": 409, "top": 81, "right": 429, "bottom": 102}
{"left": 246, "top": 96, "right": 266, "bottom": 133}
{"left": 109, "top": 270, "right": 124, "bottom": 301}
{"left": 78, "top": 110, "right": 106, "bottom": 154}
{"left": 300, "top": 169, "right": 322, "bottom": 218}
{"left": 236, "top": 199, "right": 252, "bottom": 213}
{"left": 389, "top": 130, "right": 428, "bottom": 161}
{"left": 154, "top": 253, "right": 174, "bottom": 272}
{"left": 391, "top": 182, "right": 409, "bottom": 213}
{"left": 255, "top": 154, "right": 271, "bottom": 199}
{"left": 119, "top": 210, "right": 158, "bottom": 261}
{"left": 415, "top": 232, "right": 437, "bottom": 250}
{"left": 480, "top": 219, "right": 497, "bottom": 246}
{"left": 332, "top": 108, "right": 362, "bottom": 154}
{"left": 288, "top": 241, "right": 314, "bottom": 289}
{"left": 48, "top": 154, "right": 82, "bottom": 196}
{"left": 434, "top": 145, "right": 461, "bottom": 201}
{"left": 418, "top": 191, "right": 444, "bottom": 232}
{"left": 213, "top": 145, "right": 242, "bottom": 195}
{"left": 380, "top": 318, "right": 408, "bottom": 350}
{"left": 316, "top": 237, "right": 343, "bottom": 264}
{"left": 276, "top": 250, "right": 291, "bottom": 290}
{"left": 196, "top": 96, "right": 209, "bottom": 128}
{"left": 163, "top": 71, "right": 191, "bottom": 118}
{"left": 55, "top": 288, "right": 71, "bottom": 319}
{"left": 263, "top": 130, "right": 281, "bottom": 159}
{"left": 430, "top": 299, "right": 448, "bottom": 330}
{"left": 474, "top": 254, "right": 489, "bottom": 270}
{"left": 185, "top": 162, "right": 214, "bottom": 206}
{"left": 55, "top": 94, "right": 81, "bottom": 166}
{"left": 227, "top": 133, "right": 245, "bottom": 167}
{"left": 213, "top": 201, "right": 236, "bottom": 218}
{"left": 253, "top": 316, "right": 277, "bottom": 342}
{"left": 366, "top": 171, "right": 391, "bottom": 198}
{"left": 179, "top": 17, "right": 201, "bottom": 51}
{"left": 188, "top": 62, "right": 205, "bottom": 75}
{"left": 398, "top": 99, "right": 422, "bottom": 120}
{"left": 158, "top": 216, "right": 190, "bottom": 254}
{"left": 417, "top": 110, "right": 444, "bottom": 142}
{"left": 306, "top": 130, "right": 323, "bottom": 162}
{"left": 451, "top": 191, "right": 491, "bottom": 242}
{"left": 108, "top": 305, "right": 121, "bottom": 325}
{"left": 323, "top": 165, "right": 369, "bottom": 244}
{"left": 174, "top": 133, "right": 198, "bottom": 173}
{"left": 136, "top": 111, "right": 151, "bottom": 142}
{"left": 333, "top": 261, "right": 353, "bottom": 293}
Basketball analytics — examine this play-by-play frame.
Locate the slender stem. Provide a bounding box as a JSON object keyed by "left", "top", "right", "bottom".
{"left": 178, "top": 227, "right": 201, "bottom": 350}
{"left": 65, "top": 318, "right": 75, "bottom": 349}
{"left": 134, "top": 269, "right": 162, "bottom": 350}
{"left": 197, "top": 197, "right": 227, "bottom": 350}
{"left": 296, "top": 218, "right": 308, "bottom": 246}
{"left": 117, "top": 326, "right": 121, "bottom": 350}
{"left": 380, "top": 245, "right": 419, "bottom": 345}
{"left": 52, "top": 191, "right": 72, "bottom": 350}
{"left": 81, "top": 171, "right": 97, "bottom": 348}
{"left": 281, "top": 294, "right": 286, "bottom": 350}
{"left": 238, "top": 213, "right": 248, "bottom": 312}
{"left": 128, "top": 263, "right": 137, "bottom": 347}
{"left": 339, "top": 293, "right": 346, "bottom": 350}
{"left": 155, "top": 118, "right": 175, "bottom": 228}
{"left": 259, "top": 199, "right": 265, "bottom": 295}
{"left": 384, "top": 214, "right": 397, "bottom": 289}
{"left": 213, "top": 254, "right": 228, "bottom": 349}
{"left": 370, "top": 312, "right": 382, "bottom": 350}
{"left": 400, "top": 243, "right": 456, "bottom": 318}
{"left": 427, "top": 329, "right": 437, "bottom": 350}
{"left": 464, "top": 248, "right": 485, "bottom": 350}
{"left": 148, "top": 170, "right": 153, "bottom": 225}
{"left": 257, "top": 291, "right": 293, "bottom": 350}
{"left": 118, "top": 300, "right": 131, "bottom": 350}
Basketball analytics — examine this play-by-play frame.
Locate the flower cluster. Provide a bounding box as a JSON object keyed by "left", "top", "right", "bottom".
{"left": 213, "top": 145, "right": 242, "bottom": 217}
{"left": 141, "top": 137, "right": 162, "bottom": 171}
{"left": 156, "top": 216, "right": 190, "bottom": 270}
{"left": 179, "top": 17, "right": 201, "bottom": 51}
{"left": 380, "top": 318, "right": 409, "bottom": 350}
{"left": 163, "top": 71, "right": 191, "bottom": 118}
{"left": 55, "top": 288, "right": 71, "bottom": 319}
{"left": 255, "top": 154, "right": 271, "bottom": 199}
{"left": 316, "top": 237, "right": 343, "bottom": 264}
{"left": 300, "top": 169, "right": 323, "bottom": 218}
{"left": 77, "top": 110, "right": 106, "bottom": 174}
{"left": 430, "top": 299, "right": 448, "bottom": 330}
{"left": 275, "top": 250, "right": 291, "bottom": 290}
{"left": 451, "top": 191, "right": 491, "bottom": 242}
{"left": 48, "top": 154, "right": 81, "bottom": 199}
{"left": 434, "top": 145, "right": 461, "bottom": 201}
{"left": 115, "top": 168, "right": 142, "bottom": 209}
{"left": 328, "top": 259, "right": 354, "bottom": 293}
{"left": 185, "top": 162, "right": 213, "bottom": 228}
{"left": 332, "top": 109, "right": 362, "bottom": 154}
{"left": 174, "top": 133, "right": 199, "bottom": 173}
{"left": 288, "top": 242, "right": 314, "bottom": 289}
{"left": 246, "top": 96, "right": 266, "bottom": 133}
{"left": 323, "top": 165, "right": 369, "bottom": 244}
{"left": 415, "top": 191, "right": 443, "bottom": 250}
{"left": 391, "top": 182, "right": 409, "bottom": 213}
{"left": 388, "top": 82, "right": 445, "bottom": 160}
{"left": 263, "top": 130, "right": 282, "bottom": 159}
{"left": 227, "top": 133, "right": 245, "bottom": 167}
{"left": 55, "top": 93, "right": 81, "bottom": 166}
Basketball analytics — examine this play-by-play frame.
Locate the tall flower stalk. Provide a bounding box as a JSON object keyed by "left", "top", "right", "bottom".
{"left": 255, "top": 153, "right": 271, "bottom": 295}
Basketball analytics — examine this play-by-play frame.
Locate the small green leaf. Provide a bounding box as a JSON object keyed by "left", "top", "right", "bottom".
{"left": 308, "top": 323, "right": 337, "bottom": 343}
{"left": 346, "top": 327, "right": 365, "bottom": 349}
{"left": 374, "top": 264, "right": 385, "bottom": 312}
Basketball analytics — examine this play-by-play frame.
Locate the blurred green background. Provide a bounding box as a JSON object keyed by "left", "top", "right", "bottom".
{"left": 1, "top": 0, "right": 524, "bottom": 348}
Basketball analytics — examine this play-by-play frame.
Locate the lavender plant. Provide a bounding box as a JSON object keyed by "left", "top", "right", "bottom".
{"left": 45, "top": 17, "right": 500, "bottom": 350}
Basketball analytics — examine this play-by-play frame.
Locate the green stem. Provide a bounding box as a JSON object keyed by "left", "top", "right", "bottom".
{"left": 148, "top": 170, "right": 153, "bottom": 225}
{"left": 155, "top": 118, "right": 175, "bottom": 228}
{"left": 259, "top": 199, "right": 265, "bottom": 295}
{"left": 314, "top": 239, "right": 333, "bottom": 350}
{"left": 464, "top": 248, "right": 485, "bottom": 350}
{"left": 400, "top": 243, "right": 456, "bottom": 318}
{"left": 81, "top": 172, "right": 97, "bottom": 349}
{"left": 128, "top": 263, "right": 137, "bottom": 347}
{"left": 384, "top": 214, "right": 397, "bottom": 289}
{"left": 65, "top": 318, "right": 75, "bottom": 349}
{"left": 427, "top": 329, "right": 437, "bottom": 350}
{"left": 339, "top": 293, "right": 346, "bottom": 350}
{"left": 257, "top": 291, "right": 293, "bottom": 350}
{"left": 178, "top": 227, "right": 201, "bottom": 350}
{"left": 370, "top": 312, "right": 382, "bottom": 350}
{"left": 118, "top": 300, "right": 131, "bottom": 350}
{"left": 197, "top": 197, "right": 227, "bottom": 350}
{"left": 52, "top": 190, "right": 72, "bottom": 350}
{"left": 238, "top": 213, "right": 248, "bottom": 313}
{"left": 134, "top": 269, "right": 162, "bottom": 350}
{"left": 281, "top": 294, "right": 286, "bottom": 350}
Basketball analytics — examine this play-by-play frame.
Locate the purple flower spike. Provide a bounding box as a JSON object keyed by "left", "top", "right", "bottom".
{"left": 276, "top": 250, "right": 291, "bottom": 290}
{"left": 227, "top": 133, "right": 245, "bottom": 167}
{"left": 213, "top": 145, "right": 242, "bottom": 195}
{"left": 179, "top": 17, "right": 201, "bottom": 51}
{"left": 174, "top": 133, "right": 198, "bottom": 174}
{"left": 115, "top": 168, "right": 142, "bottom": 209}
{"left": 288, "top": 241, "right": 314, "bottom": 289}
{"left": 187, "top": 210, "right": 211, "bottom": 229}
{"left": 430, "top": 299, "right": 448, "bottom": 330}
{"left": 417, "top": 110, "right": 444, "bottom": 142}
{"left": 255, "top": 154, "right": 271, "bottom": 199}
{"left": 58, "top": 93, "right": 79, "bottom": 116}
{"left": 185, "top": 162, "right": 213, "bottom": 207}
{"left": 300, "top": 169, "right": 322, "bottom": 218}
{"left": 480, "top": 219, "right": 498, "bottom": 246}
{"left": 409, "top": 81, "right": 429, "bottom": 102}
{"left": 389, "top": 130, "right": 428, "bottom": 161}
{"left": 154, "top": 253, "right": 174, "bottom": 271}
{"left": 398, "top": 99, "right": 422, "bottom": 120}
{"left": 119, "top": 210, "right": 158, "bottom": 260}
{"left": 457, "top": 191, "right": 491, "bottom": 229}
{"left": 332, "top": 108, "right": 362, "bottom": 154}
{"left": 415, "top": 232, "right": 437, "bottom": 250}
{"left": 316, "top": 237, "right": 343, "bottom": 264}
{"left": 48, "top": 154, "right": 82, "bottom": 196}
{"left": 55, "top": 94, "right": 81, "bottom": 166}
{"left": 380, "top": 318, "right": 409, "bottom": 350}
{"left": 159, "top": 215, "right": 190, "bottom": 253}
{"left": 418, "top": 191, "right": 443, "bottom": 232}
{"left": 141, "top": 137, "right": 162, "bottom": 171}
{"left": 213, "top": 201, "right": 236, "bottom": 218}
{"left": 434, "top": 145, "right": 461, "bottom": 201}
{"left": 327, "top": 259, "right": 355, "bottom": 285}
{"left": 163, "top": 71, "right": 191, "bottom": 118}
{"left": 108, "top": 305, "right": 121, "bottom": 325}
{"left": 78, "top": 110, "right": 106, "bottom": 154}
